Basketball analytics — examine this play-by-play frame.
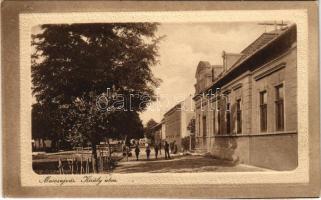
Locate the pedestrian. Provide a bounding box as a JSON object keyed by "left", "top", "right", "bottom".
{"left": 159, "top": 142, "right": 162, "bottom": 155}
{"left": 125, "top": 145, "right": 130, "bottom": 162}
{"left": 170, "top": 142, "right": 174, "bottom": 154}
{"left": 135, "top": 144, "right": 140, "bottom": 161}
{"left": 146, "top": 144, "right": 151, "bottom": 160}
{"left": 154, "top": 144, "right": 159, "bottom": 159}
{"left": 164, "top": 141, "right": 171, "bottom": 159}
{"left": 174, "top": 144, "right": 178, "bottom": 154}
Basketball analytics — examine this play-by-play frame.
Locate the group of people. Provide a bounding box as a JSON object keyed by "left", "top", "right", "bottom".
{"left": 134, "top": 141, "right": 172, "bottom": 161}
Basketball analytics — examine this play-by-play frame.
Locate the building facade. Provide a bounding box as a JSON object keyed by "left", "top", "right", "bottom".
{"left": 163, "top": 96, "right": 195, "bottom": 151}
{"left": 193, "top": 24, "right": 297, "bottom": 170}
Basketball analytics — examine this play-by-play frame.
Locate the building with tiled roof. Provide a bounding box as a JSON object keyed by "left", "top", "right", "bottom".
{"left": 193, "top": 24, "right": 297, "bottom": 170}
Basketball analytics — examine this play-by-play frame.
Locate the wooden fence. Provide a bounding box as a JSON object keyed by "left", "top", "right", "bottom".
{"left": 58, "top": 144, "right": 122, "bottom": 174}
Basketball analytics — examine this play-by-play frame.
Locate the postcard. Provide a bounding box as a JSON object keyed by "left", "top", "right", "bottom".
{"left": 2, "top": 1, "right": 320, "bottom": 198}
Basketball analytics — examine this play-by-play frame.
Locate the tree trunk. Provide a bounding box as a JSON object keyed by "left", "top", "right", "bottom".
{"left": 124, "top": 135, "right": 128, "bottom": 161}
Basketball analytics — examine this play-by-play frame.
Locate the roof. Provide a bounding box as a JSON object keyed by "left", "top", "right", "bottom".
{"left": 193, "top": 24, "right": 297, "bottom": 99}
{"left": 151, "top": 123, "right": 162, "bottom": 131}
{"left": 232, "top": 32, "right": 280, "bottom": 68}
{"left": 163, "top": 101, "right": 183, "bottom": 117}
{"left": 195, "top": 61, "right": 212, "bottom": 77}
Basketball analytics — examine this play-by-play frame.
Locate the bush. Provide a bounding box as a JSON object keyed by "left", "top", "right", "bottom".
{"left": 181, "top": 135, "right": 195, "bottom": 151}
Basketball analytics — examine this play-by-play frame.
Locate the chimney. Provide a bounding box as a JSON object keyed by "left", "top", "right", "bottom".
{"left": 222, "top": 51, "right": 243, "bottom": 72}
{"left": 222, "top": 51, "right": 227, "bottom": 71}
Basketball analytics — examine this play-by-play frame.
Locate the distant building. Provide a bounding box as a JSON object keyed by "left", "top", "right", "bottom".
{"left": 161, "top": 118, "right": 166, "bottom": 140}
{"left": 150, "top": 122, "right": 162, "bottom": 145}
{"left": 163, "top": 95, "right": 195, "bottom": 151}
{"left": 193, "top": 24, "right": 297, "bottom": 170}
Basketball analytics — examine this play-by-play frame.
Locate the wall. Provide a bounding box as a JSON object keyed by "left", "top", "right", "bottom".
{"left": 194, "top": 73, "right": 251, "bottom": 150}
{"left": 209, "top": 133, "right": 297, "bottom": 170}
{"left": 161, "top": 123, "right": 166, "bottom": 140}
{"left": 250, "top": 47, "right": 297, "bottom": 134}
{"left": 193, "top": 46, "right": 298, "bottom": 170}
{"left": 210, "top": 136, "right": 250, "bottom": 163}
{"left": 181, "top": 95, "right": 195, "bottom": 139}
{"left": 164, "top": 108, "right": 182, "bottom": 149}
{"left": 249, "top": 133, "right": 298, "bottom": 170}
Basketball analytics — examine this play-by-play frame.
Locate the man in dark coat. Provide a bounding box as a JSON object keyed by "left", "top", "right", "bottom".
{"left": 164, "top": 141, "right": 171, "bottom": 159}
{"left": 135, "top": 144, "right": 140, "bottom": 161}
{"left": 154, "top": 144, "right": 159, "bottom": 159}
{"left": 146, "top": 144, "right": 151, "bottom": 160}
{"left": 159, "top": 142, "right": 162, "bottom": 155}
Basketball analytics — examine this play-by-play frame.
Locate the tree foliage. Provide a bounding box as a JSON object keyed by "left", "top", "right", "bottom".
{"left": 144, "top": 118, "right": 158, "bottom": 140}
{"left": 32, "top": 23, "right": 161, "bottom": 105}
{"left": 181, "top": 136, "right": 195, "bottom": 151}
{"left": 31, "top": 23, "right": 162, "bottom": 153}
{"left": 187, "top": 118, "right": 196, "bottom": 135}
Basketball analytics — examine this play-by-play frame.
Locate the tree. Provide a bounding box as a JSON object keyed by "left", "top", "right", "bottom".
{"left": 32, "top": 23, "right": 162, "bottom": 172}
{"left": 187, "top": 118, "right": 196, "bottom": 135}
{"left": 32, "top": 103, "right": 51, "bottom": 140}
{"left": 144, "top": 118, "right": 158, "bottom": 140}
{"left": 186, "top": 118, "right": 196, "bottom": 151}
{"left": 107, "top": 111, "right": 144, "bottom": 140}
{"left": 146, "top": 119, "right": 158, "bottom": 129}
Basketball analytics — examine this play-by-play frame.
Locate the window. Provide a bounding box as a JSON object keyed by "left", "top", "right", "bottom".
{"left": 275, "top": 84, "right": 284, "bottom": 131}
{"left": 260, "top": 91, "right": 267, "bottom": 132}
{"left": 226, "top": 103, "right": 231, "bottom": 134}
{"left": 236, "top": 99, "right": 242, "bottom": 134}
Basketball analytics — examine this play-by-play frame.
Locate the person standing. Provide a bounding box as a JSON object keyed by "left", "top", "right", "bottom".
{"left": 164, "top": 141, "right": 171, "bottom": 159}
{"left": 154, "top": 144, "right": 159, "bottom": 159}
{"left": 159, "top": 142, "right": 162, "bottom": 155}
{"left": 146, "top": 144, "right": 151, "bottom": 160}
{"left": 135, "top": 144, "right": 140, "bottom": 161}
{"left": 125, "top": 145, "right": 130, "bottom": 162}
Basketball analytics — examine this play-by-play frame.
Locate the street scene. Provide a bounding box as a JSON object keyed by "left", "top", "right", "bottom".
{"left": 32, "top": 21, "right": 297, "bottom": 174}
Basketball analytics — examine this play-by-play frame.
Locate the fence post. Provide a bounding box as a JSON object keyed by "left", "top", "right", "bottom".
{"left": 71, "top": 158, "right": 74, "bottom": 174}
{"left": 75, "top": 157, "right": 78, "bottom": 174}
{"left": 80, "top": 156, "right": 83, "bottom": 174}
{"left": 86, "top": 158, "right": 89, "bottom": 173}
{"left": 58, "top": 158, "right": 64, "bottom": 174}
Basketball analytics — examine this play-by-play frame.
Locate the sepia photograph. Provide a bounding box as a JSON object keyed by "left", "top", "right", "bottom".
{"left": 2, "top": 1, "right": 319, "bottom": 198}
{"left": 31, "top": 21, "right": 298, "bottom": 174}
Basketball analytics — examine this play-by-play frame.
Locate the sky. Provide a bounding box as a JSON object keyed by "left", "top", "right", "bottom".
{"left": 139, "top": 22, "right": 269, "bottom": 125}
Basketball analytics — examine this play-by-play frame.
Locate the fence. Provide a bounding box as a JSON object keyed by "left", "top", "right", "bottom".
{"left": 58, "top": 144, "right": 122, "bottom": 174}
